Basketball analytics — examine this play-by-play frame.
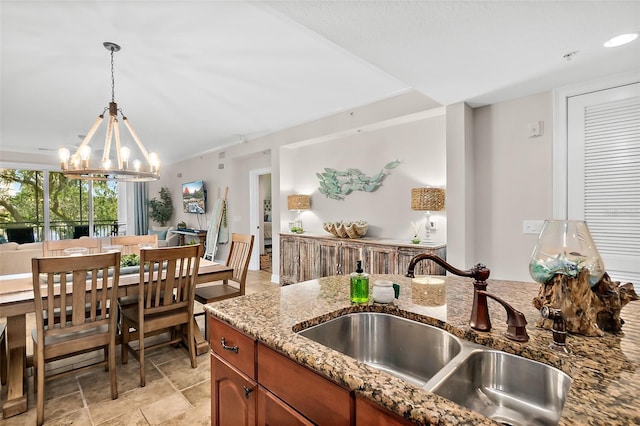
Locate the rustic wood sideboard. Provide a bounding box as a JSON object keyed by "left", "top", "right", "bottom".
{"left": 279, "top": 233, "right": 446, "bottom": 285}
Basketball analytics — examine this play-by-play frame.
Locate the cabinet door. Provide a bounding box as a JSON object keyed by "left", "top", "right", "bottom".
{"left": 398, "top": 246, "right": 447, "bottom": 275}
{"left": 355, "top": 396, "right": 414, "bottom": 426}
{"left": 279, "top": 235, "right": 299, "bottom": 284}
{"left": 318, "top": 239, "right": 341, "bottom": 277}
{"left": 257, "top": 386, "right": 314, "bottom": 426}
{"left": 257, "top": 344, "right": 353, "bottom": 426}
{"left": 297, "top": 237, "right": 318, "bottom": 282}
{"left": 366, "top": 244, "right": 398, "bottom": 275}
{"left": 211, "top": 355, "right": 257, "bottom": 426}
{"left": 341, "top": 241, "right": 365, "bottom": 275}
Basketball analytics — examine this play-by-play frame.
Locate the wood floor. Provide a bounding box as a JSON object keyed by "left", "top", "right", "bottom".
{"left": 0, "top": 270, "right": 278, "bottom": 425}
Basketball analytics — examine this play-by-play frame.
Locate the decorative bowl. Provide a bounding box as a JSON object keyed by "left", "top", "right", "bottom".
{"left": 323, "top": 221, "right": 368, "bottom": 239}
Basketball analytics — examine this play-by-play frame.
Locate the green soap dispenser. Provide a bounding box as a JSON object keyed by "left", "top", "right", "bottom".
{"left": 350, "top": 260, "right": 369, "bottom": 303}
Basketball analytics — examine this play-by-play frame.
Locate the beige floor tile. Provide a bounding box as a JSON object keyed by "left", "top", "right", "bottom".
{"left": 88, "top": 379, "right": 176, "bottom": 424}
{"left": 78, "top": 358, "right": 163, "bottom": 405}
{"left": 45, "top": 407, "right": 93, "bottom": 425}
{"left": 158, "top": 399, "right": 210, "bottom": 426}
{"left": 95, "top": 409, "right": 149, "bottom": 426}
{"left": 155, "top": 352, "right": 210, "bottom": 391}
{"left": 141, "top": 393, "right": 192, "bottom": 425}
{"left": 40, "top": 392, "right": 85, "bottom": 424}
{"left": 181, "top": 380, "right": 211, "bottom": 407}
{"left": 42, "top": 378, "right": 80, "bottom": 403}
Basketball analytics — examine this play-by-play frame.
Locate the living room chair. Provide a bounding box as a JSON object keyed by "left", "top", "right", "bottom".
{"left": 42, "top": 237, "right": 102, "bottom": 256}
{"left": 31, "top": 252, "right": 121, "bottom": 426}
{"left": 194, "top": 233, "right": 254, "bottom": 341}
{"left": 110, "top": 234, "right": 158, "bottom": 255}
{"left": 121, "top": 245, "right": 201, "bottom": 387}
{"left": 6, "top": 226, "right": 35, "bottom": 244}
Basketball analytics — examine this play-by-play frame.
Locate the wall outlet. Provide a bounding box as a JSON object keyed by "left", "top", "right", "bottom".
{"left": 522, "top": 220, "right": 545, "bottom": 235}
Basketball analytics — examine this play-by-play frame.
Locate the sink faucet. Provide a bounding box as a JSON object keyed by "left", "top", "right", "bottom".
{"left": 406, "top": 254, "right": 529, "bottom": 342}
{"left": 540, "top": 306, "right": 570, "bottom": 354}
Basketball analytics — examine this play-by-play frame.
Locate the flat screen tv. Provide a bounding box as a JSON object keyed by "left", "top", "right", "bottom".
{"left": 182, "top": 180, "right": 206, "bottom": 214}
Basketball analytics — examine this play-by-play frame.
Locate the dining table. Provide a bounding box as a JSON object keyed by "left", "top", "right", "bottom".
{"left": 0, "top": 258, "right": 233, "bottom": 418}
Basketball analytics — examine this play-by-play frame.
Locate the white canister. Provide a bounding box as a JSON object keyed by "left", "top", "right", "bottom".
{"left": 372, "top": 280, "right": 396, "bottom": 304}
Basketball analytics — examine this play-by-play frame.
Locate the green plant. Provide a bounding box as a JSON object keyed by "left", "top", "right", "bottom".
{"left": 120, "top": 253, "right": 140, "bottom": 267}
{"left": 148, "top": 186, "right": 173, "bottom": 226}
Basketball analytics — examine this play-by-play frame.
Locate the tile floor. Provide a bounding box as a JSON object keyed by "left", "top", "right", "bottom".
{"left": 1, "top": 270, "right": 278, "bottom": 425}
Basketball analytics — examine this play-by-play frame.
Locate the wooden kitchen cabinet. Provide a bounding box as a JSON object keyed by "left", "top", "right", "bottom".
{"left": 355, "top": 395, "right": 414, "bottom": 426}
{"left": 257, "top": 386, "right": 314, "bottom": 426}
{"left": 211, "top": 355, "right": 257, "bottom": 426}
{"left": 257, "top": 343, "right": 353, "bottom": 426}
{"left": 280, "top": 233, "right": 446, "bottom": 284}
{"left": 210, "top": 316, "right": 353, "bottom": 426}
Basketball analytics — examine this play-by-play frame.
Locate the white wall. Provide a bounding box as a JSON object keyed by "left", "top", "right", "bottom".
{"left": 152, "top": 91, "right": 441, "bottom": 281}
{"left": 150, "top": 89, "right": 555, "bottom": 283}
{"left": 473, "top": 91, "right": 554, "bottom": 281}
{"left": 280, "top": 114, "right": 447, "bottom": 241}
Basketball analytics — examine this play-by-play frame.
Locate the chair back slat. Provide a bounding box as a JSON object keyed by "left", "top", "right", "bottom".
{"left": 43, "top": 238, "right": 102, "bottom": 257}
{"left": 138, "top": 246, "right": 200, "bottom": 317}
{"left": 111, "top": 235, "right": 158, "bottom": 255}
{"left": 225, "top": 234, "right": 254, "bottom": 293}
{"left": 32, "top": 253, "right": 121, "bottom": 337}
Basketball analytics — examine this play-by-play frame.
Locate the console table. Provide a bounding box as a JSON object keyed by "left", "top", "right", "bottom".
{"left": 280, "top": 233, "right": 446, "bottom": 285}
{"left": 171, "top": 229, "right": 207, "bottom": 250}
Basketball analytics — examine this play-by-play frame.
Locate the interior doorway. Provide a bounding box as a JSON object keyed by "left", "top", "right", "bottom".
{"left": 249, "top": 167, "right": 272, "bottom": 271}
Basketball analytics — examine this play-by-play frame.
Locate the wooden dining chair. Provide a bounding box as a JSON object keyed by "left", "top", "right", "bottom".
{"left": 121, "top": 245, "right": 201, "bottom": 387}
{"left": 194, "top": 233, "right": 254, "bottom": 341}
{"left": 31, "top": 252, "right": 121, "bottom": 426}
{"left": 110, "top": 234, "right": 158, "bottom": 255}
{"left": 42, "top": 237, "right": 102, "bottom": 256}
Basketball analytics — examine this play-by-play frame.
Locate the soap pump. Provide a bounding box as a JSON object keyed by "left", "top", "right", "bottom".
{"left": 350, "top": 260, "right": 369, "bottom": 303}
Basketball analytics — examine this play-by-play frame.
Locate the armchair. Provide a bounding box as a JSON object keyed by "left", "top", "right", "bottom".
{"left": 149, "top": 226, "right": 179, "bottom": 248}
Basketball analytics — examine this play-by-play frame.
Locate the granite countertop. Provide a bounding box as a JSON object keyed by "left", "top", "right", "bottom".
{"left": 204, "top": 275, "right": 640, "bottom": 425}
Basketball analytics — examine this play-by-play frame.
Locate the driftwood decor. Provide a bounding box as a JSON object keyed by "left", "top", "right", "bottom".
{"left": 532, "top": 270, "right": 639, "bottom": 336}
{"left": 317, "top": 161, "right": 400, "bottom": 200}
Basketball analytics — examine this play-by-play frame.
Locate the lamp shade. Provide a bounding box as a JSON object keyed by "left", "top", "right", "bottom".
{"left": 411, "top": 188, "right": 445, "bottom": 211}
{"left": 288, "top": 194, "right": 310, "bottom": 211}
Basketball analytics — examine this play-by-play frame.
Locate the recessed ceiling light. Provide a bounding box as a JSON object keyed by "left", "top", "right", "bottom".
{"left": 604, "top": 33, "right": 638, "bottom": 47}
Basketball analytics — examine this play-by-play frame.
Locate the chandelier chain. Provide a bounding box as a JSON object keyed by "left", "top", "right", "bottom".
{"left": 110, "top": 46, "right": 115, "bottom": 103}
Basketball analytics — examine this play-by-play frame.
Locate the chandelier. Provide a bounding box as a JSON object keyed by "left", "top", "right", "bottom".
{"left": 59, "top": 42, "right": 160, "bottom": 181}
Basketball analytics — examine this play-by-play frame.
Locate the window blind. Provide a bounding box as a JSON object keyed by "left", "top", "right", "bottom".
{"left": 583, "top": 96, "right": 640, "bottom": 284}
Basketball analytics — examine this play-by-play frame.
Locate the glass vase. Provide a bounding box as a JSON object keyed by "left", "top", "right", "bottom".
{"left": 529, "top": 220, "right": 605, "bottom": 287}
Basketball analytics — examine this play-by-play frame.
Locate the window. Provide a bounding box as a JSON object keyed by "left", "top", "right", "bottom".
{"left": 0, "top": 168, "right": 119, "bottom": 242}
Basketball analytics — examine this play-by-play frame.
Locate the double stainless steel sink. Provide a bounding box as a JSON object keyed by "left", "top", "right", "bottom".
{"left": 297, "top": 312, "right": 572, "bottom": 426}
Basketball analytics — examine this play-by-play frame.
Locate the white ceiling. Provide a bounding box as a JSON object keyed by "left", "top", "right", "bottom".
{"left": 1, "top": 1, "right": 639, "bottom": 166}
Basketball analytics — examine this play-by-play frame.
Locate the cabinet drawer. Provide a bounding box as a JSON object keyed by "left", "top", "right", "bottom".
{"left": 257, "top": 343, "right": 353, "bottom": 426}
{"left": 209, "top": 316, "right": 256, "bottom": 379}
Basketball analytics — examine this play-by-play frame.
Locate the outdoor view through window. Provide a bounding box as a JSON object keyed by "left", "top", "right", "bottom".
{"left": 0, "top": 169, "right": 119, "bottom": 243}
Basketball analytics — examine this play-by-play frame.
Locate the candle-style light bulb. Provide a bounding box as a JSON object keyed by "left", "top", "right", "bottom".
{"left": 120, "top": 146, "right": 130, "bottom": 169}
{"left": 133, "top": 159, "right": 142, "bottom": 172}
{"left": 80, "top": 145, "right": 91, "bottom": 160}
{"left": 149, "top": 152, "right": 160, "bottom": 173}
{"left": 79, "top": 145, "right": 91, "bottom": 168}
{"left": 58, "top": 147, "right": 70, "bottom": 170}
{"left": 102, "top": 158, "right": 111, "bottom": 169}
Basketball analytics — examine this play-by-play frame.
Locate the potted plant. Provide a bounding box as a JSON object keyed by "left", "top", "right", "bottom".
{"left": 148, "top": 187, "right": 173, "bottom": 226}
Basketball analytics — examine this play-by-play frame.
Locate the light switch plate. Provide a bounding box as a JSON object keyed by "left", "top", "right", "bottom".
{"left": 523, "top": 220, "right": 545, "bottom": 235}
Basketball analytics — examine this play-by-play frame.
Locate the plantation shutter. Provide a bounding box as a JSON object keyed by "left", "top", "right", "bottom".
{"left": 568, "top": 83, "right": 640, "bottom": 289}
